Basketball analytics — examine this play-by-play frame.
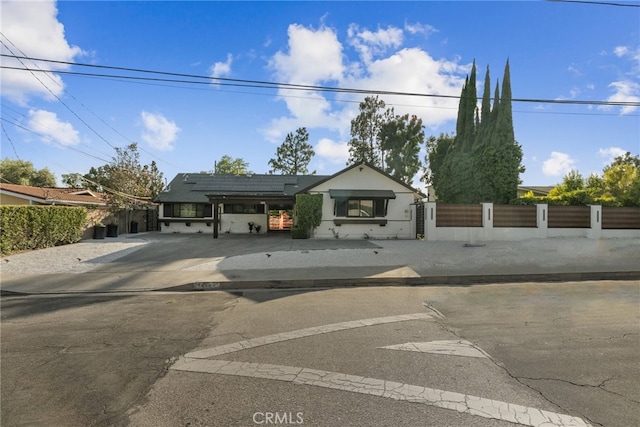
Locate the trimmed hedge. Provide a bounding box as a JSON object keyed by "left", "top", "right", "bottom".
{"left": 511, "top": 193, "right": 625, "bottom": 207}
{"left": 0, "top": 206, "right": 88, "bottom": 255}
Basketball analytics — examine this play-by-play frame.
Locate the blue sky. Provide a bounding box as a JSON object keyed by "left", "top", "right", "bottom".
{"left": 1, "top": 0, "right": 639, "bottom": 190}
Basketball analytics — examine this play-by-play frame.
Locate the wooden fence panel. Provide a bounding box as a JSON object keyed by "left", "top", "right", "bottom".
{"left": 548, "top": 205, "right": 590, "bottom": 228}
{"left": 436, "top": 204, "right": 482, "bottom": 227}
{"left": 602, "top": 207, "right": 640, "bottom": 229}
{"left": 494, "top": 205, "right": 537, "bottom": 228}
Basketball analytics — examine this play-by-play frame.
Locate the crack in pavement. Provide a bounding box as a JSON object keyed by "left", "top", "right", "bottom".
{"left": 519, "top": 376, "right": 640, "bottom": 405}
{"left": 428, "top": 315, "right": 600, "bottom": 427}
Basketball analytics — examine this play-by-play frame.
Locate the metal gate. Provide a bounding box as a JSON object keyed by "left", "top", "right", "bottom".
{"left": 415, "top": 202, "right": 425, "bottom": 238}
{"left": 146, "top": 206, "right": 159, "bottom": 231}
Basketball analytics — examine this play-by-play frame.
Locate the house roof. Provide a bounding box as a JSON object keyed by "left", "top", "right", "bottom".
{"left": 155, "top": 173, "right": 330, "bottom": 203}
{"left": 156, "top": 163, "right": 425, "bottom": 204}
{"left": 518, "top": 186, "right": 554, "bottom": 195}
{"left": 0, "top": 183, "right": 107, "bottom": 206}
{"left": 300, "top": 162, "right": 425, "bottom": 197}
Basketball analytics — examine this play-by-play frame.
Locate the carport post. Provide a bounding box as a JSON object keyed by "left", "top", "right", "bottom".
{"left": 213, "top": 200, "right": 219, "bottom": 239}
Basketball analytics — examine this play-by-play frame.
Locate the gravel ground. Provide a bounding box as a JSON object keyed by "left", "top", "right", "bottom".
{"left": 1, "top": 237, "right": 148, "bottom": 275}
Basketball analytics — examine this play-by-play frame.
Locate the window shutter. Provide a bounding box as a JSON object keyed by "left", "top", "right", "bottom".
{"left": 335, "top": 199, "right": 347, "bottom": 217}
{"left": 163, "top": 203, "right": 173, "bottom": 217}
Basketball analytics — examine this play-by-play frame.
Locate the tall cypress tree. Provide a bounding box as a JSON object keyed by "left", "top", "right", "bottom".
{"left": 462, "top": 61, "right": 477, "bottom": 152}
{"left": 427, "top": 59, "right": 523, "bottom": 204}
{"left": 479, "top": 59, "right": 523, "bottom": 204}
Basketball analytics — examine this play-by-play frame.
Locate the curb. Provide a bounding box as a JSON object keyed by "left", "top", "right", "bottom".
{"left": 158, "top": 270, "right": 640, "bottom": 292}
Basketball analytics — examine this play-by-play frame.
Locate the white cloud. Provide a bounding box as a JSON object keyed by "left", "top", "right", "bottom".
{"left": 614, "top": 46, "right": 629, "bottom": 57}
{"left": 27, "top": 109, "right": 79, "bottom": 146}
{"left": 140, "top": 111, "right": 180, "bottom": 151}
{"left": 404, "top": 21, "right": 437, "bottom": 36}
{"left": 343, "top": 48, "right": 466, "bottom": 128}
{"left": 567, "top": 64, "right": 582, "bottom": 76}
{"left": 1, "top": 0, "right": 84, "bottom": 104}
{"left": 315, "top": 138, "right": 349, "bottom": 164}
{"left": 265, "top": 23, "right": 467, "bottom": 141}
{"left": 600, "top": 80, "right": 640, "bottom": 115}
{"left": 598, "top": 146, "right": 627, "bottom": 164}
{"left": 542, "top": 151, "right": 575, "bottom": 177}
{"left": 269, "top": 24, "right": 344, "bottom": 84}
{"left": 347, "top": 24, "right": 403, "bottom": 64}
{"left": 210, "top": 53, "right": 233, "bottom": 79}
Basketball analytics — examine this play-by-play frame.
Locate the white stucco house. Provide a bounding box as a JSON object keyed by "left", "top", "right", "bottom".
{"left": 155, "top": 162, "right": 424, "bottom": 239}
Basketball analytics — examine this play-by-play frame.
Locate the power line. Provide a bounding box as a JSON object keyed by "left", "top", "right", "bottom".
{"left": 1, "top": 124, "right": 21, "bottom": 159}
{"left": 1, "top": 117, "right": 112, "bottom": 163}
{"left": 45, "top": 73, "right": 640, "bottom": 118}
{"left": 2, "top": 53, "right": 639, "bottom": 108}
{"left": 0, "top": 103, "right": 115, "bottom": 160}
{"left": 1, "top": 34, "right": 187, "bottom": 173}
{"left": 548, "top": 0, "right": 640, "bottom": 7}
{"left": 0, "top": 41, "right": 119, "bottom": 150}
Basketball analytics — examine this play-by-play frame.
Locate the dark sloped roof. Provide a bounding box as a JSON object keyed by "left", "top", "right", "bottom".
{"left": 155, "top": 173, "right": 329, "bottom": 203}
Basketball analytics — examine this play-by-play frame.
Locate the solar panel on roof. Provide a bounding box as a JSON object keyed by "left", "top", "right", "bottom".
{"left": 191, "top": 175, "right": 298, "bottom": 192}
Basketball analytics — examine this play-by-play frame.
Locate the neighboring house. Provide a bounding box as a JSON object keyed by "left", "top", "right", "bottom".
{"left": 155, "top": 162, "right": 424, "bottom": 239}
{"left": 0, "top": 183, "right": 107, "bottom": 207}
{"left": 516, "top": 186, "right": 554, "bottom": 197}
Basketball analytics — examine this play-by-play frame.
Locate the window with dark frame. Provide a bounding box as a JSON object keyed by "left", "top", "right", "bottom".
{"left": 163, "top": 203, "right": 213, "bottom": 218}
{"left": 335, "top": 199, "right": 387, "bottom": 218}
{"left": 223, "top": 203, "right": 266, "bottom": 214}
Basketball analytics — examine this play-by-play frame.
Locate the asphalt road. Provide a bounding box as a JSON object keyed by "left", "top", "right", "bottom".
{"left": 2, "top": 281, "right": 638, "bottom": 427}
{"left": 1, "top": 292, "right": 233, "bottom": 427}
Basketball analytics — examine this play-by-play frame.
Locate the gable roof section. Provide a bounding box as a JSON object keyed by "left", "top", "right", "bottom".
{"left": 0, "top": 183, "right": 107, "bottom": 206}
{"left": 299, "top": 162, "right": 425, "bottom": 197}
{"left": 155, "top": 173, "right": 329, "bottom": 203}
{"left": 518, "top": 186, "right": 554, "bottom": 196}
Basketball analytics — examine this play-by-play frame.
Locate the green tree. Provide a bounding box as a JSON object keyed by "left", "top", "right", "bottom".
{"left": 61, "top": 173, "right": 84, "bottom": 188}
{"left": 533, "top": 153, "right": 639, "bottom": 207}
{"left": 215, "top": 155, "right": 251, "bottom": 175}
{"left": 379, "top": 114, "right": 424, "bottom": 185}
{"left": 0, "top": 158, "right": 56, "bottom": 187}
{"left": 268, "top": 127, "right": 315, "bottom": 175}
{"left": 424, "top": 60, "right": 524, "bottom": 204}
{"left": 423, "top": 133, "right": 454, "bottom": 190}
{"left": 347, "top": 96, "right": 394, "bottom": 167}
{"left": 102, "top": 143, "right": 164, "bottom": 211}
{"left": 602, "top": 152, "right": 640, "bottom": 207}
{"left": 62, "top": 144, "right": 164, "bottom": 211}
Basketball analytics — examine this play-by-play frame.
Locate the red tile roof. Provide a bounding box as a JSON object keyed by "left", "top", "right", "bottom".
{"left": 0, "top": 183, "right": 107, "bottom": 206}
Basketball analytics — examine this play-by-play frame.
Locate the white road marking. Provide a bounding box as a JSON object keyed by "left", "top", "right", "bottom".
{"left": 379, "top": 340, "right": 488, "bottom": 358}
{"left": 185, "top": 312, "right": 433, "bottom": 359}
{"left": 172, "top": 358, "right": 591, "bottom": 427}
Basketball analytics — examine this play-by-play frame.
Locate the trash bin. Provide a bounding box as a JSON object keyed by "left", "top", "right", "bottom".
{"left": 106, "top": 224, "right": 118, "bottom": 237}
{"left": 93, "top": 225, "right": 106, "bottom": 239}
{"left": 130, "top": 221, "right": 139, "bottom": 233}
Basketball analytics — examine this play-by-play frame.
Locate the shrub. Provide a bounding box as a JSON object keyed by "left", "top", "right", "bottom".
{"left": 291, "top": 227, "right": 309, "bottom": 239}
{"left": 0, "top": 206, "right": 88, "bottom": 255}
{"left": 294, "top": 194, "right": 323, "bottom": 239}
